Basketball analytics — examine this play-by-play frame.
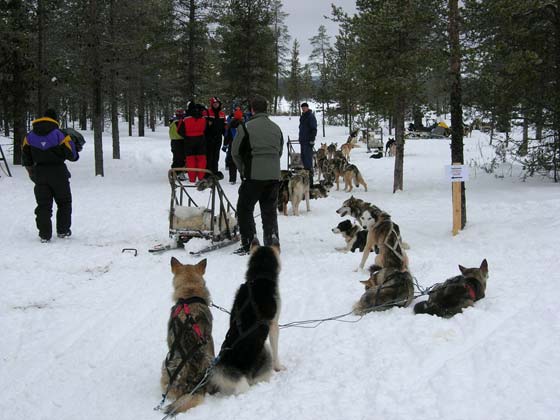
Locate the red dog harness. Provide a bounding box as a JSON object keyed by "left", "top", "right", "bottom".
{"left": 465, "top": 283, "right": 477, "bottom": 301}
{"left": 171, "top": 297, "right": 206, "bottom": 340}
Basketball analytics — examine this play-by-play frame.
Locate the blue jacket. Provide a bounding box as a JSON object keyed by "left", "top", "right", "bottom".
{"left": 299, "top": 110, "right": 317, "bottom": 144}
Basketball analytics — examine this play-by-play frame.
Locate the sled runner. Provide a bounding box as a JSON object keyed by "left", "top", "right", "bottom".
{"left": 149, "top": 168, "right": 239, "bottom": 255}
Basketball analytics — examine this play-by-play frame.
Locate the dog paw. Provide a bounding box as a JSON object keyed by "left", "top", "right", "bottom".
{"left": 273, "top": 363, "right": 286, "bottom": 372}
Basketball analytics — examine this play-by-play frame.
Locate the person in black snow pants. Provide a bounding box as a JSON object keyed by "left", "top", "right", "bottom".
{"left": 22, "top": 109, "right": 79, "bottom": 242}
{"left": 298, "top": 102, "right": 317, "bottom": 186}
{"left": 204, "top": 96, "right": 226, "bottom": 179}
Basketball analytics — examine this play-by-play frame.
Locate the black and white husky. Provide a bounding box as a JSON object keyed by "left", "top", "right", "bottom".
{"left": 211, "top": 239, "right": 283, "bottom": 395}
{"left": 332, "top": 220, "right": 368, "bottom": 253}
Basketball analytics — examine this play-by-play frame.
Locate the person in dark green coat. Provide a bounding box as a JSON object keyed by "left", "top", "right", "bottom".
{"left": 232, "top": 95, "right": 283, "bottom": 255}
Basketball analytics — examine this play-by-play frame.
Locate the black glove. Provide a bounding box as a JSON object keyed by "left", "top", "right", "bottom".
{"left": 222, "top": 145, "right": 228, "bottom": 152}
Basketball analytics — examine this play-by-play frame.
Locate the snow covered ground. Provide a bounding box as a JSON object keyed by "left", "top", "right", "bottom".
{"left": 1, "top": 117, "right": 559, "bottom": 420}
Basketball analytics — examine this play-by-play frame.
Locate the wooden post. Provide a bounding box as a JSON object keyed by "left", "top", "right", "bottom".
{"left": 452, "top": 162, "right": 462, "bottom": 236}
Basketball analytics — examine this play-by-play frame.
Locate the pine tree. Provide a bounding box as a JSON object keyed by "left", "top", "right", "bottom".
{"left": 216, "top": 0, "right": 276, "bottom": 105}
{"left": 271, "top": 0, "right": 290, "bottom": 114}
{"left": 345, "top": 0, "right": 447, "bottom": 192}
{"left": 309, "top": 24, "right": 333, "bottom": 137}
{"left": 286, "top": 39, "right": 302, "bottom": 114}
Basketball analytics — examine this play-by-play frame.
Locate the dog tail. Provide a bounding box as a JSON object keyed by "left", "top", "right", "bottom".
{"left": 164, "top": 393, "right": 205, "bottom": 415}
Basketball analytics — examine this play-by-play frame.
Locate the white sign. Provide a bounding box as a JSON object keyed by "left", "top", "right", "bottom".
{"left": 445, "top": 164, "right": 469, "bottom": 182}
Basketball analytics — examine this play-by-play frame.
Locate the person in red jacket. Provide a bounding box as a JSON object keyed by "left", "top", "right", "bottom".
{"left": 178, "top": 103, "right": 207, "bottom": 182}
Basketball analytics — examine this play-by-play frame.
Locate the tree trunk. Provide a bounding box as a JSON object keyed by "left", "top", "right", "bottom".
{"left": 138, "top": 84, "right": 145, "bottom": 137}
{"left": 111, "top": 82, "right": 120, "bottom": 159}
{"left": 109, "top": 0, "right": 120, "bottom": 159}
{"left": 393, "top": 96, "right": 405, "bottom": 193}
{"left": 186, "top": 0, "right": 196, "bottom": 99}
{"left": 79, "top": 100, "right": 87, "bottom": 131}
{"left": 150, "top": 101, "right": 156, "bottom": 132}
{"left": 519, "top": 116, "right": 529, "bottom": 156}
{"left": 36, "top": 0, "right": 47, "bottom": 116}
{"left": 322, "top": 102, "right": 325, "bottom": 137}
{"left": 90, "top": 0, "right": 104, "bottom": 176}
{"left": 127, "top": 92, "right": 133, "bottom": 137}
{"left": 412, "top": 106, "right": 423, "bottom": 128}
{"left": 449, "top": 0, "right": 466, "bottom": 228}
{"left": 11, "top": 46, "right": 28, "bottom": 165}
{"left": 93, "top": 80, "right": 104, "bottom": 176}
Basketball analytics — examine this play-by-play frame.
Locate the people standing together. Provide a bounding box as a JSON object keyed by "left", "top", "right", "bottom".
{"left": 24, "top": 96, "right": 314, "bottom": 254}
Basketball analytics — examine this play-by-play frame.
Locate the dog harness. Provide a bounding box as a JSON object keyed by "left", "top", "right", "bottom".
{"left": 465, "top": 284, "right": 477, "bottom": 300}
{"left": 171, "top": 297, "right": 207, "bottom": 340}
{"left": 160, "top": 297, "right": 209, "bottom": 406}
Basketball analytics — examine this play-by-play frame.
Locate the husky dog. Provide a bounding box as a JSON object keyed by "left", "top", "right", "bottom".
{"left": 340, "top": 143, "right": 356, "bottom": 161}
{"left": 353, "top": 265, "right": 414, "bottom": 315}
{"left": 357, "top": 209, "right": 409, "bottom": 271}
{"left": 327, "top": 143, "right": 337, "bottom": 160}
{"left": 328, "top": 155, "right": 348, "bottom": 190}
{"left": 346, "top": 129, "right": 359, "bottom": 144}
{"left": 277, "top": 170, "right": 292, "bottom": 216}
{"left": 161, "top": 258, "right": 215, "bottom": 415}
{"left": 385, "top": 138, "right": 396, "bottom": 157}
{"left": 310, "top": 182, "right": 330, "bottom": 199}
{"left": 414, "top": 260, "right": 489, "bottom": 318}
{"left": 336, "top": 196, "right": 373, "bottom": 222}
{"left": 211, "top": 239, "right": 283, "bottom": 395}
{"left": 342, "top": 163, "right": 368, "bottom": 192}
{"left": 316, "top": 153, "right": 328, "bottom": 182}
{"left": 317, "top": 143, "right": 328, "bottom": 160}
{"left": 332, "top": 220, "right": 368, "bottom": 253}
{"left": 288, "top": 170, "right": 310, "bottom": 216}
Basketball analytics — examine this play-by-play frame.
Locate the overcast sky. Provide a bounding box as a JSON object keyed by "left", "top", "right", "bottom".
{"left": 281, "top": 0, "right": 357, "bottom": 63}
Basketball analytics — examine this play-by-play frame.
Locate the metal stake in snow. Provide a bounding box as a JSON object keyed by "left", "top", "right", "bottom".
{"left": 446, "top": 163, "right": 468, "bottom": 235}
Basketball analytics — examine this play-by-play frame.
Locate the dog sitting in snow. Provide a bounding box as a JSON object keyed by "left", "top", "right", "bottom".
{"left": 353, "top": 264, "right": 414, "bottom": 315}
{"left": 160, "top": 258, "right": 215, "bottom": 415}
{"left": 357, "top": 207, "right": 409, "bottom": 271}
{"left": 332, "top": 219, "right": 368, "bottom": 253}
{"left": 414, "top": 260, "right": 488, "bottom": 318}
{"left": 211, "top": 239, "right": 283, "bottom": 395}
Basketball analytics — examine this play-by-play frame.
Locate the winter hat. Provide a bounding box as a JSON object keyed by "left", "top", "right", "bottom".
{"left": 210, "top": 96, "right": 221, "bottom": 107}
{"left": 175, "top": 109, "right": 185, "bottom": 117}
{"left": 300, "top": 102, "right": 309, "bottom": 108}
{"left": 234, "top": 108, "right": 244, "bottom": 121}
{"left": 44, "top": 108, "right": 58, "bottom": 121}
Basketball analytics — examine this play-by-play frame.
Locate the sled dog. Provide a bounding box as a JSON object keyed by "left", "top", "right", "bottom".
{"left": 288, "top": 170, "right": 310, "bottom": 216}
{"left": 310, "top": 182, "right": 330, "bottom": 199}
{"left": 414, "top": 260, "right": 488, "bottom": 318}
{"left": 342, "top": 163, "right": 368, "bottom": 192}
{"left": 346, "top": 129, "right": 359, "bottom": 145}
{"left": 353, "top": 265, "right": 414, "bottom": 314}
{"left": 357, "top": 209, "right": 409, "bottom": 271}
{"left": 327, "top": 143, "right": 337, "bottom": 160}
{"left": 277, "top": 170, "right": 292, "bottom": 216}
{"left": 211, "top": 239, "right": 283, "bottom": 395}
{"left": 161, "top": 258, "right": 215, "bottom": 415}
{"left": 385, "top": 138, "right": 396, "bottom": 157}
{"left": 340, "top": 142, "right": 356, "bottom": 161}
{"left": 336, "top": 196, "right": 379, "bottom": 224}
{"left": 332, "top": 219, "right": 368, "bottom": 253}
